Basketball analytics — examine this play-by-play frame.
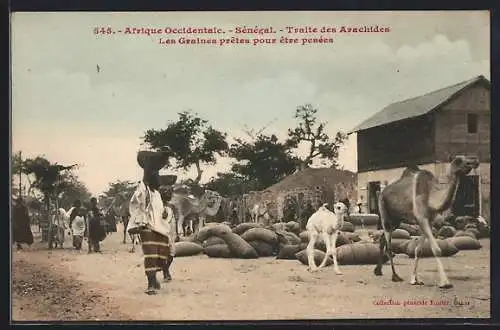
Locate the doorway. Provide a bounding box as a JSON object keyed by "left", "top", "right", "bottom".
{"left": 367, "top": 181, "right": 381, "bottom": 215}
{"left": 452, "top": 175, "right": 480, "bottom": 217}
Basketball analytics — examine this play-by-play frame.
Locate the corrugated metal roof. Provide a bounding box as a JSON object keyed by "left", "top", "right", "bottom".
{"left": 349, "top": 75, "right": 490, "bottom": 133}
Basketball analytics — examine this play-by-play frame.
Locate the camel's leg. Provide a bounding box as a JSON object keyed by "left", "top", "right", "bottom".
{"left": 375, "top": 194, "right": 402, "bottom": 282}
{"left": 374, "top": 232, "right": 386, "bottom": 276}
{"left": 384, "top": 230, "right": 403, "bottom": 282}
{"left": 410, "top": 235, "right": 426, "bottom": 285}
{"left": 199, "top": 215, "right": 205, "bottom": 230}
{"left": 188, "top": 219, "right": 193, "bottom": 235}
{"left": 129, "top": 234, "right": 136, "bottom": 253}
{"left": 328, "top": 231, "right": 342, "bottom": 275}
{"left": 416, "top": 211, "right": 452, "bottom": 289}
{"left": 307, "top": 230, "right": 318, "bottom": 272}
{"left": 122, "top": 217, "right": 128, "bottom": 244}
{"left": 177, "top": 214, "right": 184, "bottom": 237}
{"left": 374, "top": 197, "right": 388, "bottom": 276}
{"left": 317, "top": 232, "right": 332, "bottom": 270}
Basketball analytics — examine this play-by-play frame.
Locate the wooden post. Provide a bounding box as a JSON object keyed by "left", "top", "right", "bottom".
{"left": 18, "top": 151, "right": 22, "bottom": 198}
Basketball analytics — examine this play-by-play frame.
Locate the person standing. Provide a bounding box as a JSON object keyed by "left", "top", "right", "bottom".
{"left": 300, "top": 201, "right": 315, "bottom": 230}
{"left": 128, "top": 169, "right": 175, "bottom": 295}
{"left": 160, "top": 185, "right": 177, "bottom": 282}
{"left": 87, "top": 197, "right": 106, "bottom": 253}
{"left": 12, "top": 197, "right": 34, "bottom": 251}
{"left": 69, "top": 200, "right": 87, "bottom": 250}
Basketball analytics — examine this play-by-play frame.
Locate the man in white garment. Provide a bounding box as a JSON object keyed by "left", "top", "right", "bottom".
{"left": 128, "top": 169, "right": 176, "bottom": 295}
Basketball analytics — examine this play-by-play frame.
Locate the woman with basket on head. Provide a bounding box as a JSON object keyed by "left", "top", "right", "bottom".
{"left": 128, "top": 151, "right": 177, "bottom": 295}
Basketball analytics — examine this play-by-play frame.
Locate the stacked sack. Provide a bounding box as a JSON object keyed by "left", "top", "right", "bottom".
{"left": 277, "top": 219, "right": 385, "bottom": 266}
{"left": 172, "top": 215, "right": 485, "bottom": 262}
{"left": 369, "top": 218, "right": 484, "bottom": 258}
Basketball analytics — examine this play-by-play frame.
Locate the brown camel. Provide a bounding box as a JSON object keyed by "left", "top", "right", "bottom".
{"left": 374, "top": 155, "right": 479, "bottom": 289}
{"left": 169, "top": 187, "right": 222, "bottom": 236}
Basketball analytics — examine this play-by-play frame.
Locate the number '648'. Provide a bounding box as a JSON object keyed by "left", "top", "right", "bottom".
{"left": 93, "top": 27, "right": 113, "bottom": 35}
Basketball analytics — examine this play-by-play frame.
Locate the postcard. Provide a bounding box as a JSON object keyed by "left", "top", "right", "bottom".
{"left": 11, "top": 10, "right": 490, "bottom": 321}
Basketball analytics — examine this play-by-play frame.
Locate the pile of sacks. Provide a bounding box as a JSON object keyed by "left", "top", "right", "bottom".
{"left": 172, "top": 220, "right": 386, "bottom": 267}
{"left": 193, "top": 221, "right": 304, "bottom": 259}
{"left": 370, "top": 220, "right": 484, "bottom": 259}
{"left": 278, "top": 221, "right": 386, "bottom": 266}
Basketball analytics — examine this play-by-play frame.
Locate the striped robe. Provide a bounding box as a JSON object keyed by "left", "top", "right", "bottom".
{"left": 129, "top": 181, "right": 175, "bottom": 273}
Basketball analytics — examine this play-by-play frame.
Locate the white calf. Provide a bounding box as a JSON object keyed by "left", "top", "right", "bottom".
{"left": 306, "top": 202, "right": 348, "bottom": 274}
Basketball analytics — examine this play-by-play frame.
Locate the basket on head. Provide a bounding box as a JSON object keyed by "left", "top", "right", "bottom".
{"left": 136, "top": 151, "right": 169, "bottom": 171}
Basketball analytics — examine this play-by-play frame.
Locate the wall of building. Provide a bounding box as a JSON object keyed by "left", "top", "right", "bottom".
{"left": 357, "top": 115, "right": 435, "bottom": 172}
{"left": 357, "top": 162, "right": 490, "bottom": 220}
{"left": 434, "top": 84, "right": 490, "bottom": 162}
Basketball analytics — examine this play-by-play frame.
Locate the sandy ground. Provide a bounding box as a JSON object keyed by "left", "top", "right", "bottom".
{"left": 12, "top": 224, "right": 491, "bottom": 321}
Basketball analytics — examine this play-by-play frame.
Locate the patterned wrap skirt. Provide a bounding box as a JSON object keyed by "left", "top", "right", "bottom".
{"left": 140, "top": 229, "right": 171, "bottom": 273}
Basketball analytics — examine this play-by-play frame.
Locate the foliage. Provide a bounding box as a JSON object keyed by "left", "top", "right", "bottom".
{"left": 205, "top": 172, "right": 257, "bottom": 197}
{"left": 229, "top": 134, "right": 299, "bottom": 191}
{"left": 143, "top": 111, "right": 229, "bottom": 183}
{"left": 287, "top": 104, "right": 347, "bottom": 168}
{"left": 57, "top": 172, "right": 93, "bottom": 210}
{"left": 100, "top": 180, "right": 138, "bottom": 210}
{"left": 22, "top": 156, "right": 78, "bottom": 197}
{"left": 12, "top": 153, "right": 92, "bottom": 210}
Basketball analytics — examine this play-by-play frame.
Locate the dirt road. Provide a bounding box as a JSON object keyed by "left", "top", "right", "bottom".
{"left": 12, "top": 228, "right": 491, "bottom": 321}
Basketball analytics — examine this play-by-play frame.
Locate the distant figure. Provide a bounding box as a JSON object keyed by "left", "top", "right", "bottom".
{"left": 12, "top": 197, "right": 34, "bottom": 251}
{"left": 339, "top": 198, "right": 351, "bottom": 216}
{"left": 87, "top": 197, "right": 106, "bottom": 253}
{"left": 356, "top": 195, "right": 364, "bottom": 213}
{"left": 69, "top": 200, "right": 87, "bottom": 251}
{"left": 282, "top": 197, "right": 296, "bottom": 223}
{"left": 300, "top": 201, "right": 315, "bottom": 230}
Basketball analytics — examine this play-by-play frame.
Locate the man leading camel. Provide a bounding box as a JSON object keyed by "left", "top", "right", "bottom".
{"left": 374, "top": 155, "right": 479, "bottom": 289}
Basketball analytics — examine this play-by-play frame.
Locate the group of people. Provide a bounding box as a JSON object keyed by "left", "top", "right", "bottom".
{"left": 67, "top": 197, "right": 107, "bottom": 253}
{"left": 11, "top": 195, "right": 110, "bottom": 253}
{"left": 12, "top": 163, "right": 177, "bottom": 296}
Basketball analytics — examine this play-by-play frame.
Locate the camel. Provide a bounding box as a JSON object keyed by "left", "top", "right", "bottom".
{"left": 109, "top": 194, "right": 141, "bottom": 252}
{"left": 306, "top": 202, "right": 348, "bottom": 274}
{"left": 168, "top": 188, "right": 222, "bottom": 236}
{"left": 374, "top": 155, "right": 480, "bottom": 289}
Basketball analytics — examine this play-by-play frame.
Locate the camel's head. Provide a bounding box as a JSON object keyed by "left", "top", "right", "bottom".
{"left": 204, "top": 190, "right": 221, "bottom": 206}
{"left": 333, "top": 202, "right": 348, "bottom": 216}
{"left": 449, "top": 155, "right": 480, "bottom": 176}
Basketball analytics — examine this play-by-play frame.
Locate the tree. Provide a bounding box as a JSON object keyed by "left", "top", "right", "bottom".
{"left": 101, "top": 180, "right": 138, "bottom": 210}
{"left": 20, "top": 155, "right": 92, "bottom": 213}
{"left": 57, "top": 172, "right": 93, "bottom": 210}
{"left": 143, "top": 111, "right": 229, "bottom": 184}
{"left": 229, "top": 134, "right": 298, "bottom": 191}
{"left": 205, "top": 172, "right": 252, "bottom": 197}
{"left": 287, "top": 104, "right": 347, "bottom": 168}
{"left": 12, "top": 151, "right": 36, "bottom": 197}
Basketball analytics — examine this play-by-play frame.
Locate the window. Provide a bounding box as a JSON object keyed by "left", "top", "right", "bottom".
{"left": 467, "top": 113, "right": 478, "bottom": 134}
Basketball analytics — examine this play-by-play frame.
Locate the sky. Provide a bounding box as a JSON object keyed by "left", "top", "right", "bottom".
{"left": 11, "top": 11, "right": 490, "bottom": 196}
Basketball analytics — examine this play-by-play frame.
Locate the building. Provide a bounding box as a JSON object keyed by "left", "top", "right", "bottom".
{"left": 349, "top": 75, "right": 490, "bottom": 221}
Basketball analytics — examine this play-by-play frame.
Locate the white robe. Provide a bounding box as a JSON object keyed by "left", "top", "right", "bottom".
{"left": 71, "top": 215, "right": 86, "bottom": 236}
{"left": 128, "top": 181, "right": 174, "bottom": 238}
